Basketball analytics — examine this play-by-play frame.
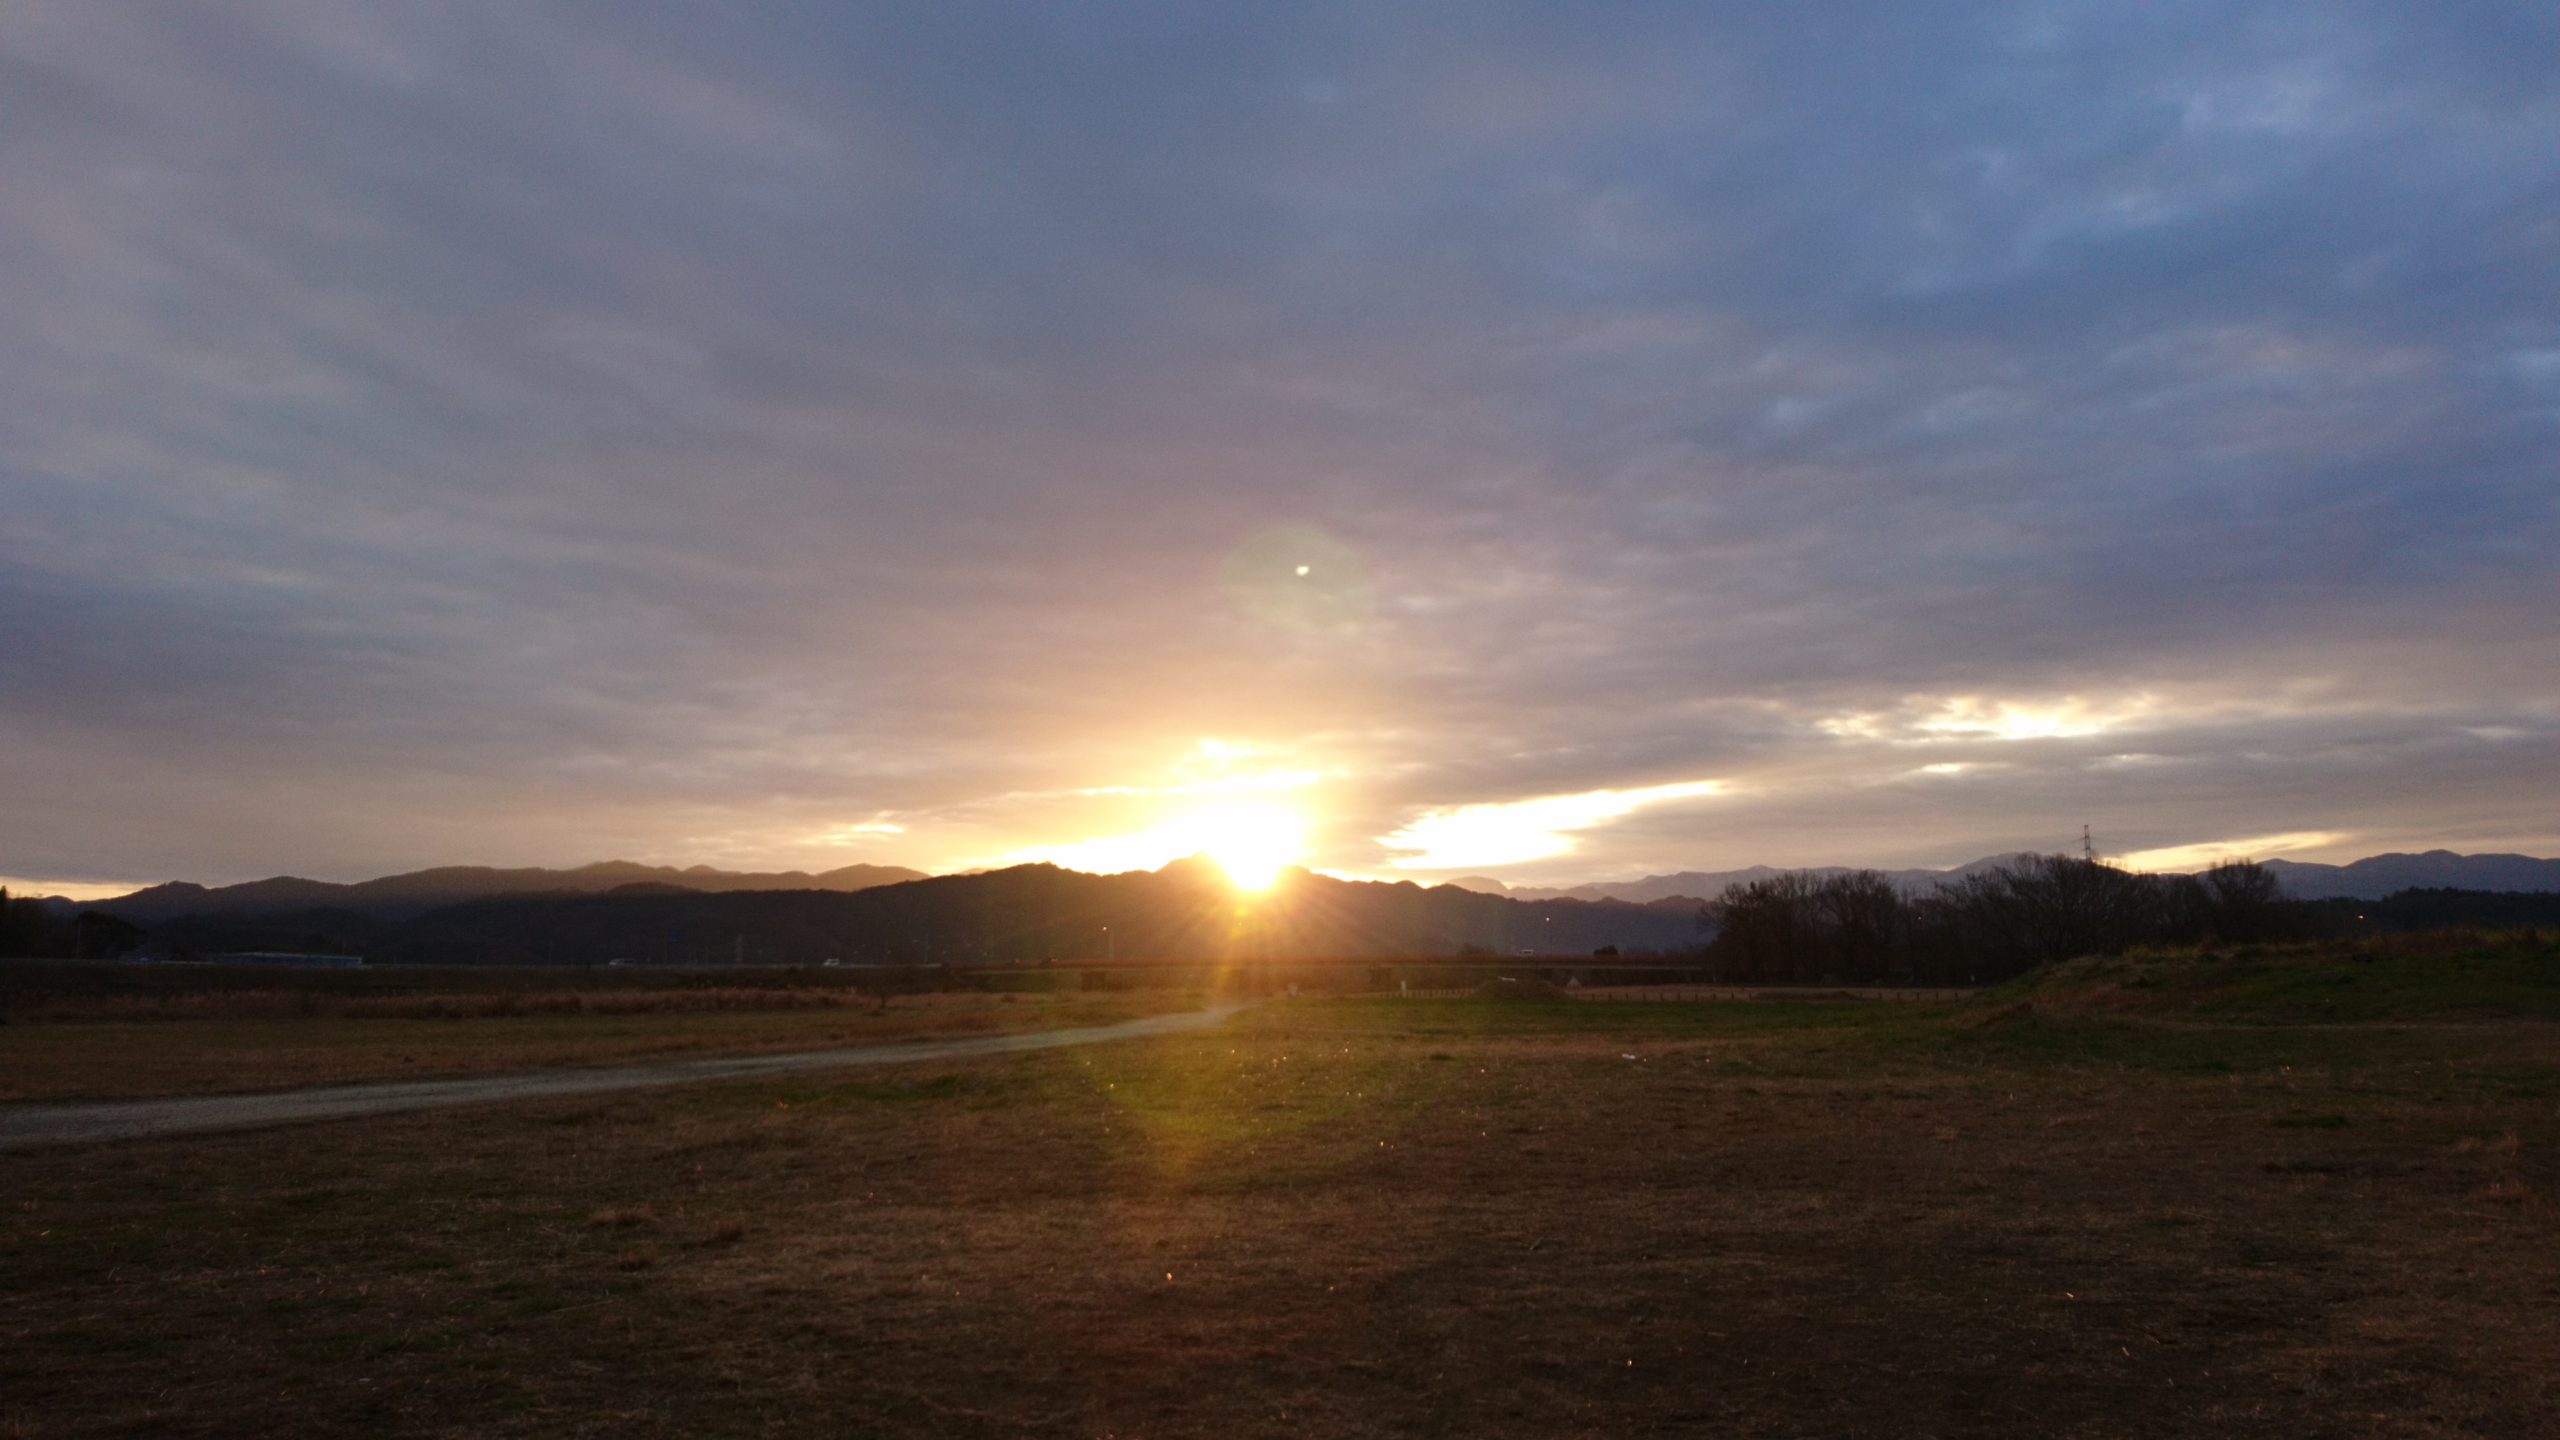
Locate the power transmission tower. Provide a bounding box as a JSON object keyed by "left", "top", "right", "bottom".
{"left": 2081, "top": 825, "right": 2096, "bottom": 862}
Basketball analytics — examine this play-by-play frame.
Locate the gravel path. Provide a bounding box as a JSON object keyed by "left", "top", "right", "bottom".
{"left": 0, "top": 1003, "right": 1248, "bottom": 1150}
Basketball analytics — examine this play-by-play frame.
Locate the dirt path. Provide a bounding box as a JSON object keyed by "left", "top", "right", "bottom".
{"left": 0, "top": 1003, "right": 1248, "bottom": 1150}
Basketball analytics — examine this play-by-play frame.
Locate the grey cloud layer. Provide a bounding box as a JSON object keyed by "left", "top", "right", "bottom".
{"left": 2, "top": 1, "right": 2555, "bottom": 883}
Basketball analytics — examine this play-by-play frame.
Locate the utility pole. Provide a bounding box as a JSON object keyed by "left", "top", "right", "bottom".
{"left": 2081, "top": 825, "right": 2096, "bottom": 863}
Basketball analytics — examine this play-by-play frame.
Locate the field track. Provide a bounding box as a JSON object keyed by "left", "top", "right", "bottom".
{"left": 0, "top": 1002, "right": 1247, "bottom": 1150}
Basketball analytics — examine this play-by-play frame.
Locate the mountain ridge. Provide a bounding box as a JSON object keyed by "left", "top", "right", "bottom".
{"left": 117, "top": 859, "right": 1708, "bottom": 964}
{"left": 63, "top": 848, "right": 2560, "bottom": 921}
{"left": 1469, "top": 855, "right": 2035, "bottom": 905}
{"left": 1458, "top": 850, "right": 2560, "bottom": 905}
{"left": 96, "top": 860, "right": 929, "bottom": 922}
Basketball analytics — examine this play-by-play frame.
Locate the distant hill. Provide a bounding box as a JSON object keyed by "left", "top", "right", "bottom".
{"left": 2259, "top": 852, "right": 2560, "bottom": 901}
{"left": 1501, "top": 851, "right": 2560, "bottom": 905}
{"left": 1506, "top": 856, "right": 2031, "bottom": 905}
{"left": 79, "top": 849, "right": 2560, "bottom": 952}
{"left": 97, "top": 860, "right": 929, "bottom": 923}
{"left": 116, "top": 859, "right": 1708, "bottom": 965}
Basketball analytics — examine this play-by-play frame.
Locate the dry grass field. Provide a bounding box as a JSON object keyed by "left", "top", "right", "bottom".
{"left": 5, "top": 937, "right": 2557, "bottom": 1438}
{"left": 0, "top": 967, "right": 1181, "bottom": 1103}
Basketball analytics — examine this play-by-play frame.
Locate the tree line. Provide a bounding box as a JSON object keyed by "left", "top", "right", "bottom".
{"left": 0, "top": 890, "right": 154, "bottom": 960}
{"left": 0, "top": 889, "right": 49, "bottom": 957}
{"left": 1702, "top": 855, "right": 2298, "bottom": 985}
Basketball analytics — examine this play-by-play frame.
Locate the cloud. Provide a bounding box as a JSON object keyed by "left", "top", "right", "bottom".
{"left": 1821, "top": 694, "right": 2162, "bottom": 743}
{"left": 802, "top": 821, "right": 906, "bottom": 846}
{"left": 0, "top": 2, "right": 2554, "bottom": 884}
{"left": 1379, "top": 780, "right": 1724, "bottom": 872}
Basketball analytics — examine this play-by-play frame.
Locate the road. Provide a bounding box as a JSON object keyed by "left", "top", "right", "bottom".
{"left": 0, "top": 1003, "right": 1248, "bottom": 1150}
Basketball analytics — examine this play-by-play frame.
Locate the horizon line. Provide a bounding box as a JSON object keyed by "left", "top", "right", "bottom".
{"left": 14, "top": 844, "right": 2559, "bottom": 905}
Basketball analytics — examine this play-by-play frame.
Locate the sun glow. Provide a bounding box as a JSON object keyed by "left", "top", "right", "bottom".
{"left": 0, "top": 875, "right": 139, "bottom": 903}
{"left": 2113, "top": 830, "right": 2350, "bottom": 872}
{"left": 1193, "top": 803, "right": 1306, "bottom": 890}
{"left": 999, "top": 802, "right": 1307, "bottom": 891}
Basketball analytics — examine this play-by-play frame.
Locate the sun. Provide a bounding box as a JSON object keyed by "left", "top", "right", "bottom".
{"left": 993, "top": 798, "right": 1313, "bottom": 885}
{"left": 1188, "top": 803, "right": 1306, "bottom": 891}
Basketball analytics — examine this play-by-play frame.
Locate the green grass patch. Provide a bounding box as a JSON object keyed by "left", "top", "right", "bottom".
{"left": 2006, "top": 935, "right": 2560, "bottom": 1023}
{"left": 1309, "top": 994, "right": 1899, "bottom": 1040}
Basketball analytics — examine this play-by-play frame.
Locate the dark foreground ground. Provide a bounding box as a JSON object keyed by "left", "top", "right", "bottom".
{"left": 4, "top": 936, "right": 2556, "bottom": 1437}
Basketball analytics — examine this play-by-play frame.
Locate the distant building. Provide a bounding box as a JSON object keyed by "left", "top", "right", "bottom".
{"left": 74, "top": 911, "right": 148, "bottom": 959}
{"left": 217, "top": 951, "right": 367, "bottom": 968}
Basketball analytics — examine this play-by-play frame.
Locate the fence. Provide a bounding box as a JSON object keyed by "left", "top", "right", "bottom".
{"left": 1382, "top": 984, "right": 1967, "bottom": 1003}
{"left": 1568, "top": 984, "right": 1966, "bottom": 1003}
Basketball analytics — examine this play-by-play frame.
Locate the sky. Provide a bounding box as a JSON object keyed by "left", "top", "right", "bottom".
{"left": 4, "top": 1, "right": 2557, "bottom": 896}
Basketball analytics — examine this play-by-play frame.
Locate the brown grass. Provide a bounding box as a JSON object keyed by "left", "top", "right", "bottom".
{"left": 3, "top": 997, "right": 2556, "bottom": 1436}
{"left": 0, "top": 973, "right": 911, "bottom": 1019}
{"left": 8, "top": 984, "right": 906, "bottom": 1024}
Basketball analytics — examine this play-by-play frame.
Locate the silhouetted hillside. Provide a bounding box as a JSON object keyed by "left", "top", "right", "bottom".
{"left": 1507, "top": 851, "right": 2560, "bottom": 904}
{"left": 125, "top": 859, "right": 1706, "bottom": 966}
{"left": 1505, "top": 856, "right": 2034, "bottom": 904}
{"left": 97, "top": 860, "right": 928, "bottom": 923}
{"left": 2295, "top": 888, "right": 2560, "bottom": 931}
{"left": 2261, "top": 852, "right": 2560, "bottom": 900}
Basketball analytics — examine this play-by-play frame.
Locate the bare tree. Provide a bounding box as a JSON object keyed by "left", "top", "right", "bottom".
{"left": 1708, "top": 872, "right": 1825, "bottom": 982}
